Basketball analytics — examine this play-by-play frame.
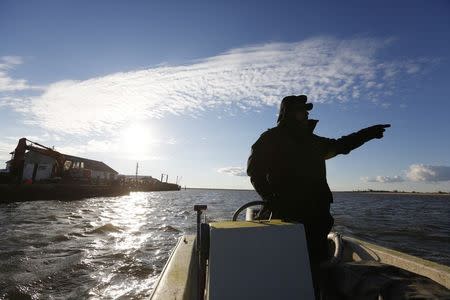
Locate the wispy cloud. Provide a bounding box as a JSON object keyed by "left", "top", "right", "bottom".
{"left": 0, "top": 141, "right": 16, "bottom": 162}
{"left": 218, "top": 166, "right": 247, "bottom": 177}
{"left": 5, "top": 37, "right": 430, "bottom": 135}
{"left": 406, "top": 164, "right": 450, "bottom": 182}
{"left": 54, "top": 138, "right": 167, "bottom": 161}
{"left": 4, "top": 133, "right": 63, "bottom": 144}
{"left": 0, "top": 124, "right": 173, "bottom": 162}
{"left": 0, "top": 56, "right": 40, "bottom": 92}
{"left": 362, "top": 175, "right": 405, "bottom": 183}
{"left": 362, "top": 164, "right": 450, "bottom": 183}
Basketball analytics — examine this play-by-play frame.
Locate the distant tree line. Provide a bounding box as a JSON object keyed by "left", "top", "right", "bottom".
{"left": 352, "top": 189, "right": 449, "bottom": 194}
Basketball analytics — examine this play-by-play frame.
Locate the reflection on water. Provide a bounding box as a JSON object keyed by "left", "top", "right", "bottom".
{"left": 0, "top": 192, "right": 191, "bottom": 299}
{"left": 83, "top": 193, "right": 155, "bottom": 299}
{"left": 0, "top": 190, "right": 449, "bottom": 299}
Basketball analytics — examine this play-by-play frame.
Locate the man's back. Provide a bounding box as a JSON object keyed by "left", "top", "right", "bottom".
{"left": 247, "top": 120, "right": 333, "bottom": 221}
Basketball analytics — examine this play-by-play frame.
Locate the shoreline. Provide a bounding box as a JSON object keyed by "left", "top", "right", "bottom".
{"left": 347, "top": 191, "right": 450, "bottom": 196}
{"left": 185, "top": 187, "right": 450, "bottom": 196}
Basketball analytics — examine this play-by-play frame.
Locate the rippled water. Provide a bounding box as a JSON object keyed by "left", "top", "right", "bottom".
{"left": 0, "top": 190, "right": 449, "bottom": 299}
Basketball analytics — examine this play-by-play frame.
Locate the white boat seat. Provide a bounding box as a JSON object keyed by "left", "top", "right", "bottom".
{"left": 207, "top": 220, "right": 315, "bottom": 300}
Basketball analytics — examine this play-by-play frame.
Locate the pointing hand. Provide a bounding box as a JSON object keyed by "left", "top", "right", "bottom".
{"left": 367, "top": 124, "right": 391, "bottom": 139}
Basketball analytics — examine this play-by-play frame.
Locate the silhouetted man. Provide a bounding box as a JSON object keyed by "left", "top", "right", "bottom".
{"left": 247, "top": 95, "right": 390, "bottom": 290}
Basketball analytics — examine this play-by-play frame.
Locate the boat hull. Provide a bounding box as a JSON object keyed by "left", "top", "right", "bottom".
{"left": 151, "top": 233, "right": 450, "bottom": 299}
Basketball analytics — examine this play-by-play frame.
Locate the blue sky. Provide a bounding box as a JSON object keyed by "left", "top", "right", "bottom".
{"left": 1, "top": 0, "right": 449, "bottom": 191}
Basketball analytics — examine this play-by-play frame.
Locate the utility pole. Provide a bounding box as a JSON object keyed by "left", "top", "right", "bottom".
{"left": 161, "top": 173, "right": 168, "bottom": 182}
{"left": 135, "top": 162, "right": 139, "bottom": 183}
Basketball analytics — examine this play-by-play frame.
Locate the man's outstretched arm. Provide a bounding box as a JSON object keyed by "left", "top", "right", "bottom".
{"left": 321, "top": 124, "right": 391, "bottom": 159}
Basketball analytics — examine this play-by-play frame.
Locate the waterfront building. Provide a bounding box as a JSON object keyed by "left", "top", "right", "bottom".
{"left": 5, "top": 138, "right": 118, "bottom": 184}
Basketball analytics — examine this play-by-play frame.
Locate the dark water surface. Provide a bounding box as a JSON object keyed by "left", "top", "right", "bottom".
{"left": 0, "top": 190, "right": 449, "bottom": 299}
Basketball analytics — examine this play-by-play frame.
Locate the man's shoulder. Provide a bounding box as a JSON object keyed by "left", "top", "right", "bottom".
{"left": 252, "top": 126, "right": 281, "bottom": 147}
{"left": 259, "top": 126, "right": 281, "bottom": 139}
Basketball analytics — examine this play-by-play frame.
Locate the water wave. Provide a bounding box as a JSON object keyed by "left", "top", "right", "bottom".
{"left": 158, "top": 225, "right": 181, "bottom": 232}
{"left": 51, "top": 234, "right": 71, "bottom": 242}
{"left": 87, "top": 223, "right": 123, "bottom": 234}
{"left": 116, "top": 263, "right": 154, "bottom": 278}
{"left": 0, "top": 190, "right": 448, "bottom": 299}
{"left": 47, "top": 215, "right": 58, "bottom": 221}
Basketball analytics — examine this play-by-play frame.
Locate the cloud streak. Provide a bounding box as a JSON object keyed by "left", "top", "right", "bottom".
{"left": 0, "top": 56, "right": 40, "bottom": 92}
{"left": 362, "top": 175, "right": 405, "bottom": 183}
{"left": 406, "top": 164, "right": 450, "bottom": 182}
{"left": 5, "top": 37, "right": 429, "bottom": 135}
{"left": 218, "top": 167, "right": 247, "bottom": 177}
{"left": 54, "top": 137, "right": 169, "bottom": 161}
{"left": 363, "top": 164, "right": 450, "bottom": 183}
{"left": 0, "top": 141, "right": 16, "bottom": 163}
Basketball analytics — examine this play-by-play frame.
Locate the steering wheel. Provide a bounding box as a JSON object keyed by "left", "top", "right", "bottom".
{"left": 232, "top": 201, "right": 265, "bottom": 221}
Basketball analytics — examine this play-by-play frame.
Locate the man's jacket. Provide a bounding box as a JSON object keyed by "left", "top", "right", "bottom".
{"left": 247, "top": 119, "right": 375, "bottom": 222}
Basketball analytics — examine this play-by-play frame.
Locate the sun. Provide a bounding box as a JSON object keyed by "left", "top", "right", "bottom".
{"left": 119, "top": 123, "right": 157, "bottom": 160}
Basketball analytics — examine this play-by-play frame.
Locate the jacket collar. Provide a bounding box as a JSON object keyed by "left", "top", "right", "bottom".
{"left": 278, "top": 119, "right": 318, "bottom": 134}
{"left": 308, "top": 119, "right": 319, "bottom": 133}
